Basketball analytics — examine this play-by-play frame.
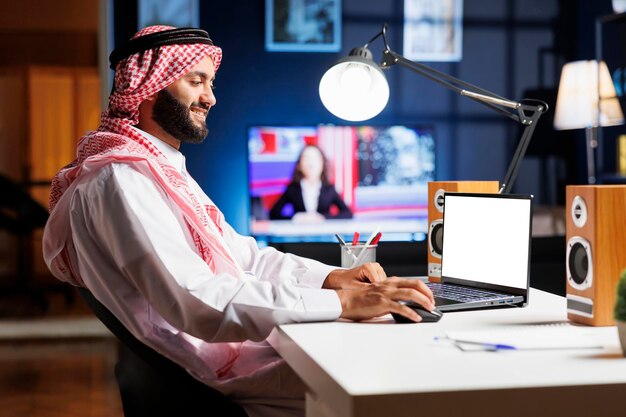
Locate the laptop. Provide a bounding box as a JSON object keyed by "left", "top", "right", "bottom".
{"left": 426, "top": 192, "right": 533, "bottom": 312}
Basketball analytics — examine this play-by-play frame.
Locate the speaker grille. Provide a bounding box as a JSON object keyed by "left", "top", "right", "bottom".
{"left": 429, "top": 220, "right": 443, "bottom": 258}
{"left": 566, "top": 237, "right": 593, "bottom": 290}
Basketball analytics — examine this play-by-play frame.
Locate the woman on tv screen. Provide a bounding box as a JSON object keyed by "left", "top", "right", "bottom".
{"left": 269, "top": 145, "right": 352, "bottom": 222}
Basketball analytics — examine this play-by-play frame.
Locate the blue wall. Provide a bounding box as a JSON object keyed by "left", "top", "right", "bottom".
{"left": 176, "top": 0, "right": 606, "bottom": 234}
{"left": 188, "top": 1, "right": 341, "bottom": 233}
{"left": 186, "top": 1, "right": 551, "bottom": 233}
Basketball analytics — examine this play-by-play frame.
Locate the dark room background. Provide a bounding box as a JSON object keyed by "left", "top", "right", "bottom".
{"left": 112, "top": 0, "right": 618, "bottom": 235}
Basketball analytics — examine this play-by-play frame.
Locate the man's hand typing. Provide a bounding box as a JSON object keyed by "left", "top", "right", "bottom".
{"left": 322, "top": 263, "right": 387, "bottom": 289}
{"left": 335, "top": 277, "right": 435, "bottom": 322}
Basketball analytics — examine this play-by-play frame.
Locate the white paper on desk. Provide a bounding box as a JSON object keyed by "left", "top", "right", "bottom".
{"left": 446, "top": 324, "right": 605, "bottom": 350}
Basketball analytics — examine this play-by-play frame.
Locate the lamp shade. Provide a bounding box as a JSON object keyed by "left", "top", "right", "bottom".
{"left": 553, "top": 60, "right": 624, "bottom": 130}
{"left": 319, "top": 48, "right": 390, "bottom": 121}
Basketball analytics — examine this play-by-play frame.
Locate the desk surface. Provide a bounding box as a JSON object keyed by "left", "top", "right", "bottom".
{"left": 269, "top": 289, "right": 626, "bottom": 417}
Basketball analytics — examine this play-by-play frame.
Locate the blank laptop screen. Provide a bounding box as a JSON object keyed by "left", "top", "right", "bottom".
{"left": 441, "top": 193, "right": 532, "bottom": 290}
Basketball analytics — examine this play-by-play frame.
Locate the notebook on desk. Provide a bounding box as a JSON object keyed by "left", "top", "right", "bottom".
{"left": 426, "top": 192, "right": 533, "bottom": 312}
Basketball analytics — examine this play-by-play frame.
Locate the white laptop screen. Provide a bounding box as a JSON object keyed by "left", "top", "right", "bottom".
{"left": 441, "top": 193, "right": 532, "bottom": 290}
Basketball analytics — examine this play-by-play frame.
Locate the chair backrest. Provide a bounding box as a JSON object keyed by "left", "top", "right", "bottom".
{"left": 77, "top": 287, "right": 178, "bottom": 371}
{"left": 0, "top": 174, "right": 48, "bottom": 235}
{"left": 77, "top": 287, "right": 248, "bottom": 417}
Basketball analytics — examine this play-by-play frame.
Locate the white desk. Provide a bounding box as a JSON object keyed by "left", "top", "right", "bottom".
{"left": 269, "top": 289, "right": 626, "bottom": 417}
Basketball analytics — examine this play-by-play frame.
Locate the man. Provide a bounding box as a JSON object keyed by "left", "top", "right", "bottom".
{"left": 43, "top": 26, "right": 434, "bottom": 417}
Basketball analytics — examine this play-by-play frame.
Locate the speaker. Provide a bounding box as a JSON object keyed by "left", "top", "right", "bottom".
{"left": 427, "top": 181, "right": 500, "bottom": 282}
{"left": 566, "top": 185, "right": 626, "bottom": 326}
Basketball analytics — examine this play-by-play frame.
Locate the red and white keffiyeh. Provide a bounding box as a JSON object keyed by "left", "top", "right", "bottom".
{"left": 45, "top": 25, "right": 241, "bottom": 284}
{"left": 44, "top": 25, "right": 245, "bottom": 379}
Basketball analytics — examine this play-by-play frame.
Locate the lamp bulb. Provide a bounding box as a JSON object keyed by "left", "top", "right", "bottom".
{"left": 339, "top": 64, "right": 371, "bottom": 95}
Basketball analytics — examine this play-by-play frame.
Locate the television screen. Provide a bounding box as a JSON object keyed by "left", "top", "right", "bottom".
{"left": 248, "top": 125, "right": 435, "bottom": 242}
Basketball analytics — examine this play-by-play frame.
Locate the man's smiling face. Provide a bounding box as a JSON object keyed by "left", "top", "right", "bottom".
{"left": 152, "top": 55, "right": 216, "bottom": 144}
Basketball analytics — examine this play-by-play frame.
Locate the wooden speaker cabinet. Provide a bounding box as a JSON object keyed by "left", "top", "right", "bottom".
{"left": 427, "top": 181, "right": 500, "bottom": 282}
{"left": 566, "top": 185, "right": 626, "bottom": 326}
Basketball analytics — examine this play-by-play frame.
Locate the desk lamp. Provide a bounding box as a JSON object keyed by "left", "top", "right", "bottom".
{"left": 553, "top": 60, "right": 624, "bottom": 184}
{"left": 319, "top": 24, "right": 547, "bottom": 194}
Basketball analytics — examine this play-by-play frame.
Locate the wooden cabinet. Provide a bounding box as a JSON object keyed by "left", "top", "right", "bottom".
{"left": 26, "top": 67, "right": 101, "bottom": 205}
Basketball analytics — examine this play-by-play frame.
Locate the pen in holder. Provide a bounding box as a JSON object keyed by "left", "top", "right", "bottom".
{"left": 341, "top": 243, "right": 377, "bottom": 268}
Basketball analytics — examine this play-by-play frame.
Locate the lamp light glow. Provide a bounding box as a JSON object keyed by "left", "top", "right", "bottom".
{"left": 339, "top": 64, "right": 372, "bottom": 95}
{"left": 554, "top": 60, "right": 624, "bottom": 184}
{"left": 319, "top": 48, "right": 389, "bottom": 122}
{"left": 554, "top": 60, "right": 624, "bottom": 130}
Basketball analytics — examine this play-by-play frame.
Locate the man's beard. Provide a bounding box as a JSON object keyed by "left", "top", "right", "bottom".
{"left": 152, "top": 90, "right": 209, "bottom": 144}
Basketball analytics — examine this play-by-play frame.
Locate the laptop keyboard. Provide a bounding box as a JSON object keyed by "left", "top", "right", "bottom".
{"left": 426, "top": 282, "right": 509, "bottom": 303}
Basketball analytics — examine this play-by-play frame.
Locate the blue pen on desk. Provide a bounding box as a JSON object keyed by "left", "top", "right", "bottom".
{"left": 455, "top": 340, "right": 516, "bottom": 351}
{"left": 434, "top": 336, "right": 516, "bottom": 351}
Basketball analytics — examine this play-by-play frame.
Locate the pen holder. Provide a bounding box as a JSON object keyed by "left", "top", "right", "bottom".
{"left": 341, "top": 244, "right": 377, "bottom": 268}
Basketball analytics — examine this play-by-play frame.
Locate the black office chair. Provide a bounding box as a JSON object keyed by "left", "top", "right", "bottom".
{"left": 0, "top": 174, "right": 53, "bottom": 314}
{"left": 77, "top": 287, "right": 248, "bottom": 417}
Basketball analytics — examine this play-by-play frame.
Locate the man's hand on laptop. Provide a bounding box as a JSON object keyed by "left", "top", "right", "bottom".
{"left": 336, "top": 278, "right": 435, "bottom": 322}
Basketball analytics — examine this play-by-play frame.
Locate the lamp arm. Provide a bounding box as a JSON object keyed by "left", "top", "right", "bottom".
{"left": 380, "top": 47, "right": 547, "bottom": 194}
{"left": 382, "top": 49, "right": 521, "bottom": 122}
{"left": 460, "top": 91, "right": 519, "bottom": 109}
{"left": 499, "top": 107, "right": 542, "bottom": 194}
{"left": 383, "top": 49, "right": 512, "bottom": 100}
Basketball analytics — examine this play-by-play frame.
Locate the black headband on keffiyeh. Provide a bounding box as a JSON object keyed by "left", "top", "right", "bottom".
{"left": 103, "top": 25, "right": 222, "bottom": 125}
{"left": 109, "top": 27, "right": 215, "bottom": 69}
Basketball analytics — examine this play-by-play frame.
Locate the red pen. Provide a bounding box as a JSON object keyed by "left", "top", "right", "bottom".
{"left": 371, "top": 232, "right": 382, "bottom": 245}
{"left": 352, "top": 232, "right": 359, "bottom": 245}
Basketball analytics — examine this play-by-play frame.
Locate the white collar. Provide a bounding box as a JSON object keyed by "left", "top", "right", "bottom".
{"left": 131, "top": 126, "right": 186, "bottom": 174}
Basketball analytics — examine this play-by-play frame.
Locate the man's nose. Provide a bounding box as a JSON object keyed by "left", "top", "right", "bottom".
{"left": 201, "top": 86, "right": 216, "bottom": 107}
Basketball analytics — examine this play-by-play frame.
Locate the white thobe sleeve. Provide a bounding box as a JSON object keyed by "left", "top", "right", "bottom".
{"left": 70, "top": 164, "right": 342, "bottom": 344}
